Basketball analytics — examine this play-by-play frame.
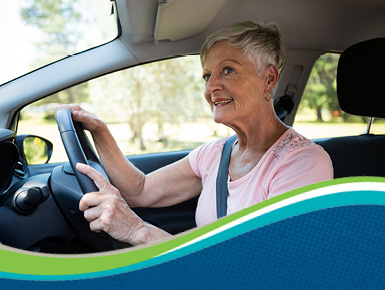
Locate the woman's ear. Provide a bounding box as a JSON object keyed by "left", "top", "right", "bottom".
{"left": 266, "top": 65, "right": 279, "bottom": 89}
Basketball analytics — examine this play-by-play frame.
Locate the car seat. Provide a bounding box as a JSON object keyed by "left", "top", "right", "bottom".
{"left": 274, "top": 95, "right": 294, "bottom": 122}
{"left": 317, "top": 38, "right": 385, "bottom": 178}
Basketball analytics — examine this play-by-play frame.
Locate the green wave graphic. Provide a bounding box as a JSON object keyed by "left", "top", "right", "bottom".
{"left": 0, "top": 176, "right": 384, "bottom": 280}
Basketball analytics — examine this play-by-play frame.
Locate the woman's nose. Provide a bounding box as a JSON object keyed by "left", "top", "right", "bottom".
{"left": 205, "top": 74, "right": 222, "bottom": 95}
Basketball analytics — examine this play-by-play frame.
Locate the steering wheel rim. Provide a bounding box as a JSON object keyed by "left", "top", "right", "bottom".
{"left": 56, "top": 108, "right": 102, "bottom": 194}
{"left": 55, "top": 108, "right": 130, "bottom": 251}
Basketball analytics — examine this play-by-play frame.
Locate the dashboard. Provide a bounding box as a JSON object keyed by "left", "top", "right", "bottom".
{"left": 0, "top": 129, "right": 19, "bottom": 197}
{"left": 0, "top": 129, "right": 78, "bottom": 252}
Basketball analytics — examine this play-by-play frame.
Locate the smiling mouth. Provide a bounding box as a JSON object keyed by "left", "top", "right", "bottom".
{"left": 214, "top": 99, "right": 233, "bottom": 106}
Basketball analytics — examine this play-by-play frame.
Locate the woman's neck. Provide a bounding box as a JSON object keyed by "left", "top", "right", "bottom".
{"left": 232, "top": 113, "right": 289, "bottom": 153}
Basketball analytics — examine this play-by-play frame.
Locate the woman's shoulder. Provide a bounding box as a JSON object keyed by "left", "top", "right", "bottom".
{"left": 189, "top": 135, "right": 234, "bottom": 163}
{"left": 270, "top": 128, "right": 323, "bottom": 160}
{"left": 188, "top": 136, "right": 234, "bottom": 176}
{"left": 193, "top": 135, "right": 234, "bottom": 153}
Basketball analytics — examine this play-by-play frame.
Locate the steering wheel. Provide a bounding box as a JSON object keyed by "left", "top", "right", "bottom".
{"left": 56, "top": 109, "right": 102, "bottom": 194}
{"left": 55, "top": 108, "right": 128, "bottom": 251}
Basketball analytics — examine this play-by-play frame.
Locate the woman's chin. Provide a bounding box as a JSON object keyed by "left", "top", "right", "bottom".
{"left": 212, "top": 115, "right": 223, "bottom": 123}
{"left": 212, "top": 114, "right": 229, "bottom": 125}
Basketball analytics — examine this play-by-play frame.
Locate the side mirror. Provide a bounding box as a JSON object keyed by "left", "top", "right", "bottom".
{"left": 15, "top": 135, "right": 53, "bottom": 165}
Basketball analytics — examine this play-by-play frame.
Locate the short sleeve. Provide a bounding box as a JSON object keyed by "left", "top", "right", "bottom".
{"left": 267, "top": 145, "right": 333, "bottom": 199}
{"left": 188, "top": 144, "right": 203, "bottom": 178}
{"left": 188, "top": 137, "right": 228, "bottom": 179}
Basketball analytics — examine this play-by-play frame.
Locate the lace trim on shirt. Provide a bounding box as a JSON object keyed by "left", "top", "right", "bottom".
{"left": 271, "top": 131, "right": 315, "bottom": 160}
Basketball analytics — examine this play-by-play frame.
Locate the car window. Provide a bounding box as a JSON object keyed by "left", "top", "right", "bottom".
{"left": 17, "top": 55, "right": 232, "bottom": 163}
{"left": 293, "top": 53, "right": 385, "bottom": 139}
{"left": 0, "top": 0, "right": 117, "bottom": 85}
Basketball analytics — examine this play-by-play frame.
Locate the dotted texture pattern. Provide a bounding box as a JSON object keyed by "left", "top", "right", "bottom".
{"left": 2, "top": 205, "right": 385, "bottom": 289}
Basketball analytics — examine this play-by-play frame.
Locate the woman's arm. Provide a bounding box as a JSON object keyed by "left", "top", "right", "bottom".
{"left": 267, "top": 146, "right": 333, "bottom": 199}
{"left": 56, "top": 104, "right": 202, "bottom": 208}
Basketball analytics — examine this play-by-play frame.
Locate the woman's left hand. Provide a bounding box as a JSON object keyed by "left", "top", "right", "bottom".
{"left": 76, "top": 163, "right": 147, "bottom": 245}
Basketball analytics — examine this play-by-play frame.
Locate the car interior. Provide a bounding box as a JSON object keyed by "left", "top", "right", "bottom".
{"left": 0, "top": 0, "right": 384, "bottom": 253}
{"left": 318, "top": 38, "right": 385, "bottom": 178}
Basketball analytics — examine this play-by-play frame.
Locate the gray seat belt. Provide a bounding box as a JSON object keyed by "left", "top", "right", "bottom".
{"left": 216, "top": 135, "right": 237, "bottom": 219}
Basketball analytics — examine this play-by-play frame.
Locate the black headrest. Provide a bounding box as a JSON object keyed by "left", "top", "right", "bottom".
{"left": 274, "top": 95, "right": 294, "bottom": 121}
{"left": 337, "top": 38, "right": 385, "bottom": 118}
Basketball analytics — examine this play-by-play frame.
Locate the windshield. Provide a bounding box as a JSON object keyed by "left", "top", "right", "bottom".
{"left": 0, "top": 0, "right": 118, "bottom": 85}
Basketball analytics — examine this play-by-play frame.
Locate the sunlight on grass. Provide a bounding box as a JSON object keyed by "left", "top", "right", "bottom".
{"left": 18, "top": 113, "right": 385, "bottom": 164}
{"left": 18, "top": 118, "right": 232, "bottom": 163}
{"left": 294, "top": 109, "right": 385, "bottom": 139}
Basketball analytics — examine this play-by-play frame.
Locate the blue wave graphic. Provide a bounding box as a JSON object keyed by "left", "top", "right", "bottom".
{"left": 1, "top": 188, "right": 384, "bottom": 281}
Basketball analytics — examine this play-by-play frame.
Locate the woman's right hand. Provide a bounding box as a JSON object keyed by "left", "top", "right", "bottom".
{"left": 55, "top": 103, "right": 106, "bottom": 134}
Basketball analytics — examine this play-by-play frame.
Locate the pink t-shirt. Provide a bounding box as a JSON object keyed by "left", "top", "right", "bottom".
{"left": 188, "top": 128, "right": 333, "bottom": 226}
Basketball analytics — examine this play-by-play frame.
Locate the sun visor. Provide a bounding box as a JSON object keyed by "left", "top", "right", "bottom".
{"left": 154, "top": 0, "right": 226, "bottom": 42}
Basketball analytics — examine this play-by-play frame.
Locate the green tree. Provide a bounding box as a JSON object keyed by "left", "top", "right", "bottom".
{"left": 151, "top": 57, "right": 208, "bottom": 143}
{"left": 90, "top": 56, "right": 206, "bottom": 151}
{"left": 20, "top": 0, "right": 89, "bottom": 106}
{"left": 301, "top": 54, "right": 339, "bottom": 122}
{"left": 21, "top": 0, "right": 83, "bottom": 63}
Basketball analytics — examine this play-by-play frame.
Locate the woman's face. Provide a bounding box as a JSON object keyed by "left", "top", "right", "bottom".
{"left": 202, "top": 41, "right": 273, "bottom": 127}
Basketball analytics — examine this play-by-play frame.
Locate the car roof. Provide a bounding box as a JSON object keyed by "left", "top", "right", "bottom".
{"left": 118, "top": 0, "right": 385, "bottom": 60}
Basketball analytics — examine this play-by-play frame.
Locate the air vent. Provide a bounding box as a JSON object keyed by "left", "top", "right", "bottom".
{"left": 14, "top": 157, "right": 29, "bottom": 179}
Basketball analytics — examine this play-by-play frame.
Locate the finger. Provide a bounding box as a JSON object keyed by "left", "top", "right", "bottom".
{"left": 76, "top": 163, "right": 109, "bottom": 191}
{"left": 79, "top": 192, "right": 103, "bottom": 211}
{"left": 55, "top": 104, "right": 84, "bottom": 123}
{"left": 89, "top": 219, "right": 103, "bottom": 233}
{"left": 57, "top": 103, "right": 81, "bottom": 110}
{"left": 69, "top": 109, "right": 100, "bottom": 132}
{"left": 54, "top": 103, "right": 82, "bottom": 114}
{"left": 71, "top": 110, "right": 89, "bottom": 123}
{"left": 82, "top": 203, "right": 102, "bottom": 221}
{"left": 88, "top": 205, "right": 116, "bottom": 233}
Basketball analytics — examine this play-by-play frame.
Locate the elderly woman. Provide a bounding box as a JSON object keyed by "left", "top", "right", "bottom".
{"left": 58, "top": 21, "right": 333, "bottom": 245}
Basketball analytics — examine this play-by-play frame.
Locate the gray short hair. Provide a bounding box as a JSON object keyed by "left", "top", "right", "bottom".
{"left": 200, "top": 21, "right": 286, "bottom": 75}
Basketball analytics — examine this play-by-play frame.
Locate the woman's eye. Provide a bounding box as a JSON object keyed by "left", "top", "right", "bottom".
{"left": 203, "top": 74, "right": 210, "bottom": 81}
{"left": 223, "top": 67, "right": 233, "bottom": 74}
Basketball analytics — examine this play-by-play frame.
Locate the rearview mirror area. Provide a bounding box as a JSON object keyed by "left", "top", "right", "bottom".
{"left": 15, "top": 135, "right": 53, "bottom": 165}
